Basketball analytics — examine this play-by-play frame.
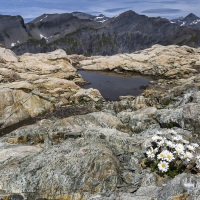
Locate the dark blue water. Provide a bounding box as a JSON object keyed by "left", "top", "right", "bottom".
{"left": 78, "top": 70, "right": 152, "bottom": 100}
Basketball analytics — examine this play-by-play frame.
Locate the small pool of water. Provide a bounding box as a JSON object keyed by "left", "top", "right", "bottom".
{"left": 78, "top": 70, "right": 152, "bottom": 101}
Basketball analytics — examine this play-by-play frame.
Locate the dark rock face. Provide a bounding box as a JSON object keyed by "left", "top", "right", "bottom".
{"left": 0, "top": 15, "right": 30, "bottom": 48}
{"left": 1, "top": 10, "right": 200, "bottom": 55}
{"left": 26, "top": 13, "right": 100, "bottom": 43}
{"left": 171, "top": 13, "right": 200, "bottom": 30}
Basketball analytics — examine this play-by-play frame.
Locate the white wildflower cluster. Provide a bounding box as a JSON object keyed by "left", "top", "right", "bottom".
{"left": 145, "top": 130, "right": 200, "bottom": 174}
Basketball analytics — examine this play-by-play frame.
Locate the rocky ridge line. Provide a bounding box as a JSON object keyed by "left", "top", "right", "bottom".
{"left": 1, "top": 10, "right": 200, "bottom": 55}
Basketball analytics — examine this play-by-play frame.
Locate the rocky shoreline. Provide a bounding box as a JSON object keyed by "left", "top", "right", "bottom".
{"left": 0, "top": 45, "right": 200, "bottom": 199}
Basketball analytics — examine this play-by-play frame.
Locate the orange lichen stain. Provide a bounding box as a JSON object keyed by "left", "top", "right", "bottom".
{"left": 173, "top": 193, "right": 190, "bottom": 200}
{"left": 7, "top": 136, "right": 27, "bottom": 144}
{"left": 140, "top": 161, "right": 147, "bottom": 168}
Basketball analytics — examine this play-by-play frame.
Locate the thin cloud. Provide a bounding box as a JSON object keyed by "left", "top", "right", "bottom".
{"left": 158, "top": 1, "right": 177, "bottom": 3}
{"left": 0, "top": 7, "right": 70, "bottom": 18}
{"left": 104, "top": 7, "right": 130, "bottom": 13}
{"left": 142, "top": 8, "right": 182, "bottom": 14}
{"left": 0, "top": 0, "right": 199, "bottom": 20}
{"left": 125, "top": 1, "right": 149, "bottom": 3}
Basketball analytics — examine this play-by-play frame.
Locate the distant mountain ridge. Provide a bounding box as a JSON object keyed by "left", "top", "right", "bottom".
{"left": 171, "top": 13, "right": 200, "bottom": 30}
{"left": 0, "top": 10, "right": 200, "bottom": 55}
{"left": 71, "top": 12, "right": 109, "bottom": 23}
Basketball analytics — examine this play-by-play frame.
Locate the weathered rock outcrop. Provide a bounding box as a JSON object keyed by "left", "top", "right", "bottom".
{"left": 0, "top": 47, "right": 103, "bottom": 130}
{"left": 0, "top": 45, "right": 200, "bottom": 199}
{"left": 0, "top": 90, "right": 200, "bottom": 199}
{"left": 77, "top": 45, "right": 200, "bottom": 79}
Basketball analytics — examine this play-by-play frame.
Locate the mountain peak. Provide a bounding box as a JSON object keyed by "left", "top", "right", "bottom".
{"left": 98, "top": 14, "right": 105, "bottom": 17}
{"left": 184, "top": 13, "right": 199, "bottom": 21}
{"left": 114, "top": 10, "right": 138, "bottom": 20}
{"left": 120, "top": 10, "right": 137, "bottom": 16}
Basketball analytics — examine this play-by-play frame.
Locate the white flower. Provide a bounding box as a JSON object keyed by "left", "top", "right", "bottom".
{"left": 153, "top": 148, "right": 159, "bottom": 153}
{"left": 145, "top": 131, "right": 199, "bottom": 174}
{"left": 175, "top": 143, "right": 185, "bottom": 151}
{"left": 157, "top": 151, "right": 166, "bottom": 160}
{"left": 175, "top": 144, "right": 185, "bottom": 155}
{"left": 176, "top": 149, "right": 184, "bottom": 156}
{"left": 157, "top": 139, "right": 165, "bottom": 147}
{"left": 187, "top": 145, "right": 195, "bottom": 152}
{"left": 158, "top": 161, "right": 169, "bottom": 172}
{"left": 166, "top": 140, "right": 175, "bottom": 148}
{"left": 184, "top": 152, "right": 193, "bottom": 162}
{"left": 164, "top": 151, "right": 175, "bottom": 162}
{"left": 146, "top": 150, "right": 155, "bottom": 159}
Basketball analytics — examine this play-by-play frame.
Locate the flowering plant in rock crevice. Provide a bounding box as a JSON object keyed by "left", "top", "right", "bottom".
{"left": 144, "top": 130, "right": 200, "bottom": 177}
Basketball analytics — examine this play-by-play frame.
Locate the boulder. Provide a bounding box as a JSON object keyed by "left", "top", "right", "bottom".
{"left": 0, "top": 47, "right": 18, "bottom": 62}
{"left": 0, "top": 87, "right": 52, "bottom": 129}
{"left": 156, "top": 91, "right": 200, "bottom": 131}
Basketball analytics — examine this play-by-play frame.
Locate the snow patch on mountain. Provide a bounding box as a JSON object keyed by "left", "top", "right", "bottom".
{"left": 180, "top": 22, "right": 186, "bottom": 26}
{"left": 94, "top": 14, "right": 109, "bottom": 23}
{"left": 40, "top": 15, "right": 48, "bottom": 22}
{"left": 171, "top": 13, "right": 200, "bottom": 30}
{"left": 11, "top": 40, "right": 20, "bottom": 47}
{"left": 190, "top": 19, "right": 200, "bottom": 25}
{"left": 40, "top": 34, "right": 47, "bottom": 39}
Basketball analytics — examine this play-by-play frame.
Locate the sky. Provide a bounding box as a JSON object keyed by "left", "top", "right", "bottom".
{"left": 0, "top": 0, "right": 199, "bottom": 22}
